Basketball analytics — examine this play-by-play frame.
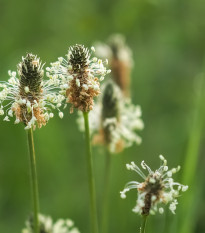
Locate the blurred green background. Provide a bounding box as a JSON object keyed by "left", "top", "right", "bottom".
{"left": 0, "top": 0, "right": 205, "bottom": 232}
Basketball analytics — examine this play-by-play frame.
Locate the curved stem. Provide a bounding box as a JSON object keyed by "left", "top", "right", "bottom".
{"left": 27, "top": 128, "right": 39, "bottom": 233}
{"left": 140, "top": 215, "right": 148, "bottom": 233}
{"left": 83, "top": 112, "right": 99, "bottom": 233}
{"left": 101, "top": 149, "right": 111, "bottom": 233}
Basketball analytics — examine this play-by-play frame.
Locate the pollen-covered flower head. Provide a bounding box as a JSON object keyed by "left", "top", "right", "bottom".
{"left": 120, "top": 155, "right": 188, "bottom": 215}
{"left": 95, "top": 34, "right": 133, "bottom": 96}
{"left": 0, "top": 53, "right": 65, "bottom": 129}
{"left": 22, "top": 213, "right": 80, "bottom": 233}
{"left": 47, "top": 44, "right": 110, "bottom": 113}
{"left": 77, "top": 81, "right": 144, "bottom": 153}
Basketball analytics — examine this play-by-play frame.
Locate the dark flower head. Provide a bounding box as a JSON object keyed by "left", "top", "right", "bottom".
{"left": 69, "top": 44, "right": 90, "bottom": 72}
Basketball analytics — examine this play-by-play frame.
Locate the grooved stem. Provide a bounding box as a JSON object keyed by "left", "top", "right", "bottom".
{"left": 27, "top": 128, "right": 39, "bottom": 233}
{"left": 83, "top": 112, "right": 99, "bottom": 233}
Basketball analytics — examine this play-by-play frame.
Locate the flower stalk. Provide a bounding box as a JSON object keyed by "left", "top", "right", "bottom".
{"left": 140, "top": 215, "right": 148, "bottom": 233}
{"left": 83, "top": 111, "right": 99, "bottom": 233}
{"left": 101, "top": 149, "right": 111, "bottom": 233}
{"left": 27, "top": 128, "right": 39, "bottom": 233}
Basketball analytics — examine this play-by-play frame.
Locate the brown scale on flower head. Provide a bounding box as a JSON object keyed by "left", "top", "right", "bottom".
{"left": 12, "top": 53, "right": 46, "bottom": 128}
{"left": 66, "top": 72, "right": 100, "bottom": 113}
{"left": 108, "top": 34, "right": 133, "bottom": 97}
{"left": 110, "top": 58, "right": 131, "bottom": 97}
{"left": 66, "top": 44, "right": 101, "bottom": 113}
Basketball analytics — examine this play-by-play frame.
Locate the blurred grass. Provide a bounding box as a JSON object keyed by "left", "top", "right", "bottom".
{"left": 0, "top": 0, "right": 205, "bottom": 232}
{"left": 179, "top": 74, "right": 205, "bottom": 233}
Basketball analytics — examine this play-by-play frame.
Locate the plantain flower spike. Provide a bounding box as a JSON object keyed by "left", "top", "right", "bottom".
{"left": 22, "top": 213, "right": 80, "bottom": 233}
{"left": 0, "top": 53, "right": 65, "bottom": 129}
{"left": 101, "top": 81, "right": 121, "bottom": 148}
{"left": 120, "top": 155, "right": 188, "bottom": 215}
{"left": 47, "top": 44, "right": 111, "bottom": 113}
{"left": 95, "top": 34, "right": 133, "bottom": 96}
{"left": 77, "top": 81, "right": 144, "bottom": 153}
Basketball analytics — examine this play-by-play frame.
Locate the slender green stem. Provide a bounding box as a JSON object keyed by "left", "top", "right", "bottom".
{"left": 27, "top": 128, "right": 39, "bottom": 233}
{"left": 101, "top": 149, "right": 111, "bottom": 233}
{"left": 83, "top": 112, "right": 99, "bottom": 233}
{"left": 140, "top": 215, "right": 148, "bottom": 233}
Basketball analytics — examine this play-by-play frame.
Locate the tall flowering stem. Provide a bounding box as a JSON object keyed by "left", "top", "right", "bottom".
{"left": 0, "top": 53, "right": 65, "bottom": 233}
{"left": 101, "top": 149, "right": 111, "bottom": 233}
{"left": 140, "top": 215, "right": 148, "bottom": 233}
{"left": 27, "top": 128, "right": 39, "bottom": 233}
{"left": 83, "top": 111, "right": 99, "bottom": 233}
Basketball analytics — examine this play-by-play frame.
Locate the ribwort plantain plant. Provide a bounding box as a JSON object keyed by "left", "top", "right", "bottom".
{"left": 47, "top": 44, "right": 110, "bottom": 233}
{"left": 0, "top": 53, "right": 65, "bottom": 233}
{"left": 120, "top": 155, "right": 188, "bottom": 233}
